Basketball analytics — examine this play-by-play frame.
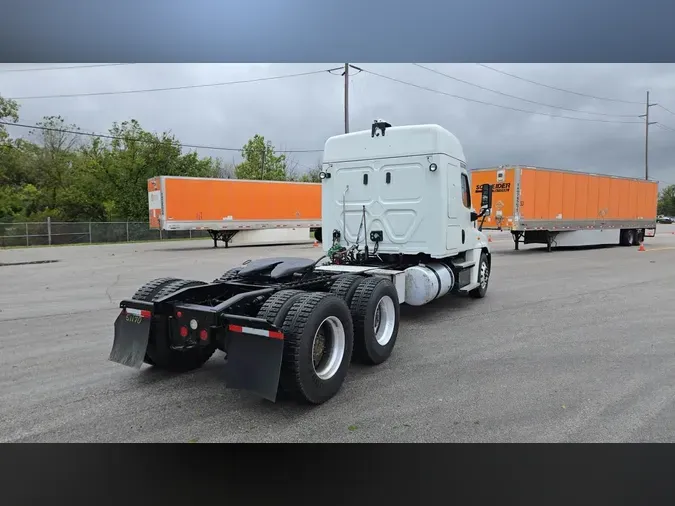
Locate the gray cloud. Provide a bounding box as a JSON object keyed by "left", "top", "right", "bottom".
{"left": 1, "top": 63, "right": 675, "bottom": 183}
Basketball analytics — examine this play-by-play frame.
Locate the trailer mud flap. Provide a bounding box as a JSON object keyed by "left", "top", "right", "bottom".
{"left": 223, "top": 323, "right": 285, "bottom": 402}
{"left": 109, "top": 310, "right": 152, "bottom": 368}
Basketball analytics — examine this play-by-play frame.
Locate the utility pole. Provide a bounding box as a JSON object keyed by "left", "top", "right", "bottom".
{"left": 639, "top": 91, "right": 657, "bottom": 181}
{"left": 260, "top": 147, "right": 266, "bottom": 180}
{"left": 343, "top": 63, "right": 350, "bottom": 134}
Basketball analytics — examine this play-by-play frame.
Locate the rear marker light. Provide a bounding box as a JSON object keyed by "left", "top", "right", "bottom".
{"left": 176, "top": 311, "right": 183, "bottom": 318}
{"left": 199, "top": 329, "right": 208, "bottom": 341}
{"left": 179, "top": 326, "right": 188, "bottom": 338}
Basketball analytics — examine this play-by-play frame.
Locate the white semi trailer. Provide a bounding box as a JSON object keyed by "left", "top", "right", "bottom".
{"left": 109, "top": 121, "right": 494, "bottom": 404}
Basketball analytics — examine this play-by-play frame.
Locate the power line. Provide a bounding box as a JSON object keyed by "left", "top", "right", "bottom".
{"left": 0, "top": 120, "right": 323, "bottom": 153}
{"left": 7, "top": 67, "right": 341, "bottom": 100}
{"left": 656, "top": 104, "right": 675, "bottom": 117}
{"left": 362, "top": 69, "right": 643, "bottom": 124}
{"left": 475, "top": 63, "right": 643, "bottom": 105}
{"left": 655, "top": 123, "right": 675, "bottom": 132}
{"left": 412, "top": 63, "right": 639, "bottom": 118}
{"left": 0, "top": 63, "right": 135, "bottom": 74}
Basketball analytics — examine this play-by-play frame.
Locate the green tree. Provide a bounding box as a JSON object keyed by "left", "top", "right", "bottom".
{"left": 0, "top": 95, "right": 19, "bottom": 144}
{"left": 657, "top": 185, "right": 675, "bottom": 216}
{"left": 28, "top": 116, "right": 82, "bottom": 216}
{"left": 298, "top": 162, "right": 322, "bottom": 183}
{"left": 84, "top": 119, "right": 219, "bottom": 221}
{"left": 235, "top": 135, "right": 287, "bottom": 181}
{"left": 0, "top": 97, "right": 227, "bottom": 224}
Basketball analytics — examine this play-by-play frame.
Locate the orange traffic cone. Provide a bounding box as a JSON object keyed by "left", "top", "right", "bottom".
{"left": 313, "top": 240, "right": 319, "bottom": 248}
{"left": 488, "top": 234, "right": 493, "bottom": 243}
{"left": 638, "top": 242, "right": 646, "bottom": 252}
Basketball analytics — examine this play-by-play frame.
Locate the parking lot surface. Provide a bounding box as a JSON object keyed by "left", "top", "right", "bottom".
{"left": 2, "top": 226, "right": 675, "bottom": 442}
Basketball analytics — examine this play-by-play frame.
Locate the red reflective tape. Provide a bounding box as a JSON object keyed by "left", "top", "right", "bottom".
{"left": 126, "top": 308, "right": 152, "bottom": 319}
{"left": 228, "top": 324, "right": 284, "bottom": 340}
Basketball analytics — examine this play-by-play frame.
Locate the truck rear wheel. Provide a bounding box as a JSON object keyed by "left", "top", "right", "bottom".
{"left": 469, "top": 252, "right": 490, "bottom": 299}
{"left": 131, "top": 277, "right": 179, "bottom": 302}
{"left": 145, "top": 279, "right": 217, "bottom": 372}
{"left": 350, "top": 277, "right": 400, "bottom": 365}
{"left": 213, "top": 267, "right": 241, "bottom": 283}
{"left": 131, "top": 278, "right": 183, "bottom": 365}
{"left": 330, "top": 274, "right": 365, "bottom": 306}
{"left": 278, "top": 292, "right": 354, "bottom": 404}
{"left": 257, "top": 289, "right": 307, "bottom": 326}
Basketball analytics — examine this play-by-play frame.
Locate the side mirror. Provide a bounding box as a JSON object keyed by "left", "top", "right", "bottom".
{"left": 480, "top": 183, "right": 493, "bottom": 210}
{"left": 470, "top": 211, "right": 479, "bottom": 222}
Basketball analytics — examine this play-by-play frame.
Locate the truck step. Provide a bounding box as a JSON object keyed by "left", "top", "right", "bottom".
{"left": 459, "top": 282, "right": 480, "bottom": 292}
{"left": 451, "top": 260, "right": 475, "bottom": 270}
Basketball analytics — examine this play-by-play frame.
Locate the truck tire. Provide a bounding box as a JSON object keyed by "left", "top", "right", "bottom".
{"left": 145, "top": 279, "right": 217, "bottom": 372}
{"left": 213, "top": 267, "right": 241, "bottom": 283}
{"left": 131, "top": 277, "right": 179, "bottom": 301}
{"left": 130, "top": 278, "right": 182, "bottom": 366}
{"left": 349, "top": 277, "right": 400, "bottom": 365}
{"left": 152, "top": 279, "right": 206, "bottom": 302}
{"left": 257, "top": 289, "right": 307, "bottom": 326}
{"left": 256, "top": 289, "right": 309, "bottom": 401}
{"left": 469, "top": 252, "right": 490, "bottom": 299}
{"left": 278, "top": 292, "right": 354, "bottom": 404}
{"left": 329, "top": 274, "right": 365, "bottom": 306}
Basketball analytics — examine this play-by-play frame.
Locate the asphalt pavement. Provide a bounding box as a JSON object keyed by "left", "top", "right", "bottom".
{"left": 2, "top": 226, "right": 675, "bottom": 442}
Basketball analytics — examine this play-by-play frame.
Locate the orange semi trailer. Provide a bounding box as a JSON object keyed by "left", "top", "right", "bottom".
{"left": 147, "top": 176, "right": 322, "bottom": 247}
{"left": 471, "top": 166, "right": 658, "bottom": 251}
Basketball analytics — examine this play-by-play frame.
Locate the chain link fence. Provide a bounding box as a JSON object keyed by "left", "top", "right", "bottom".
{"left": 0, "top": 219, "right": 211, "bottom": 248}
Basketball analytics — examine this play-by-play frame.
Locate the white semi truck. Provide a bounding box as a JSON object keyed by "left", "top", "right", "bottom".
{"left": 109, "top": 121, "right": 494, "bottom": 404}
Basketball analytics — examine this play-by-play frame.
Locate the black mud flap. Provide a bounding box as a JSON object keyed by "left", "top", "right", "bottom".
{"left": 222, "top": 316, "right": 285, "bottom": 402}
{"left": 109, "top": 310, "right": 152, "bottom": 368}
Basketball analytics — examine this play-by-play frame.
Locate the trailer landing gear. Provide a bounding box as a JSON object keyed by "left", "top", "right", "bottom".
{"left": 208, "top": 230, "right": 238, "bottom": 248}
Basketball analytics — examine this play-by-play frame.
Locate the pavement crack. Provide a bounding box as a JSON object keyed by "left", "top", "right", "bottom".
{"left": 105, "top": 274, "right": 121, "bottom": 303}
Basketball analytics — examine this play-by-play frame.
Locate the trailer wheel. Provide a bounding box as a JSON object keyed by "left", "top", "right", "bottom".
{"left": 278, "top": 292, "right": 354, "bottom": 404}
{"left": 349, "top": 277, "right": 400, "bottom": 365}
{"left": 620, "top": 229, "right": 636, "bottom": 247}
{"left": 213, "top": 267, "right": 241, "bottom": 283}
{"left": 635, "top": 229, "right": 644, "bottom": 246}
{"left": 469, "top": 252, "right": 490, "bottom": 299}
{"left": 145, "top": 279, "right": 217, "bottom": 372}
{"left": 329, "top": 274, "right": 365, "bottom": 306}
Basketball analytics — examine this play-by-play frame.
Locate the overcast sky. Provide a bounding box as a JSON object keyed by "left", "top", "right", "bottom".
{"left": 1, "top": 63, "right": 675, "bottom": 184}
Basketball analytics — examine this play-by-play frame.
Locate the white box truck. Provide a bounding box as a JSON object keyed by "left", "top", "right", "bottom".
{"left": 109, "top": 121, "right": 494, "bottom": 404}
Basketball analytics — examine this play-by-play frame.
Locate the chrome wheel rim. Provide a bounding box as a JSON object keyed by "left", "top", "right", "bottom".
{"left": 480, "top": 260, "right": 489, "bottom": 289}
{"left": 373, "top": 295, "right": 396, "bottom": 346}
{"left": 312, "top": 316, "right": 345, "bottom": 380}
